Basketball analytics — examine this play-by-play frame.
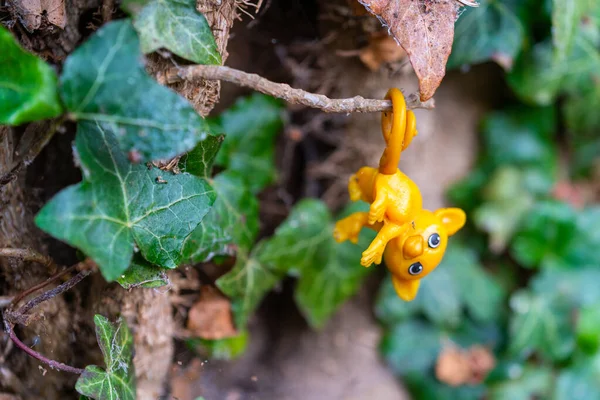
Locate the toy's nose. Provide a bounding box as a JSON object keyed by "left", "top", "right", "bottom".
{"left": 403, "top": 236, "right": 424, "bottom": 259}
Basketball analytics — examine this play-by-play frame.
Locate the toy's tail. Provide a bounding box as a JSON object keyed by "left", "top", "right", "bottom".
{"left": 378, "top": 88, "right": 418, "bottom": 175}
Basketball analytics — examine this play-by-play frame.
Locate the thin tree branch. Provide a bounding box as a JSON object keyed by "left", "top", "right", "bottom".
{"left": 166, "top": 65, "right": 435, "bottom": 113}
{"left": 17, "top": 270, "right": 91, "bottom": 317}
{"left": 3, "top": 320, "right": 85, "bottom": 375}
{"left": 0, "top": 248, "right": 58, "bottom": 271}
{"left": 11, "top": 265, "right": 77, "bottom": 306}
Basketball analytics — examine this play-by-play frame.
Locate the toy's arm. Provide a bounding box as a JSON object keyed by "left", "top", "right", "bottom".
{"left": 361, "top": 222, "right": 408, "bottom": 267}
{"left": 333, "top": 212, "right": 382, "bottom": 244}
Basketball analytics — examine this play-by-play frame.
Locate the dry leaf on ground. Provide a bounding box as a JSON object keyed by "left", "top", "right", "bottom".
{"left": 435, "top": 344, "right": 496, "bottom": 386}
{"left": 357, "top": 0, "right": 461, "bottom": 101}
{"left": 187, "top": 285, "right": 237, "bottom": 339}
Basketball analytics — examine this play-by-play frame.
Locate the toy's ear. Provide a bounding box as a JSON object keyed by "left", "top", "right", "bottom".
{"left": 434, "top": 208, "right": 466, "bottom": 236}
{"left": 392, "top": 276, "right": 420, "bottom": 301}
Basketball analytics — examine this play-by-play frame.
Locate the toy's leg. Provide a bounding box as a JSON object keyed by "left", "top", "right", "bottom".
{"left": 368, "top": 188, "right": 389, "bottom": 225}
{"left": 361, "top": 222, "right": 406, "bottom": 267}
{"left": 392, "top": 276, "right": 420, "bottom": 301}
{"left": 334, "top": 212, "right": 382, "bottom": 244}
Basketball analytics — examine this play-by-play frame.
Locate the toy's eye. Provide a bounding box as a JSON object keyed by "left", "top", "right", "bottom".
{"left": 428, "top": 233, "right": 441, "bottom": 248}
{"left": 408, "top": 262, "right": 423, "bottom": 275}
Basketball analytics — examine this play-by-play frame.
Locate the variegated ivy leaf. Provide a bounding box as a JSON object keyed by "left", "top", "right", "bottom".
{"left": 75, "top": 315, "right": 136, "bottom": 400}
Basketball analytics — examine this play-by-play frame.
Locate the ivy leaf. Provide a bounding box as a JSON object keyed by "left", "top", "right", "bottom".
{"left": 134, "top": 0, "right": 222, "bottom": 65}
{"left": 117, "top": 255, "right": 169, "bottom": 289}
{"left": 357, "top": 0, "right": 461, "bottom": 101}
{"left": 0, "top": 26, "right": 63, "bottom": 125}
{"left": 216, "top": 243, "right": 282, "bottom": 328}
{"left": 576, "top": 304, "right": 600, "bottom": 354}
{"left": 75, "top": 315, "right": 136, "bottom": 400}
{"left": 35, "top": 122, "right": 215, "bottom": 281}
{"left": 508, "top": 290, "right": 575, "bottom": 361}
{"left": 179, "top": 134, "right": 225, "bottom": 179}
{"left": 488, "top": 366, "right": 554, "bottom": 400}
{"left": 473, "top": 167, "right": 535, "bottom": 253}
{"left": 186, "top": 330, "right": 248, "bottom": 360}
{"left": 510, "top": 200, "right": 579, "bottom": 269}
{"left": 212, "top": 93, "right": 284, "bottom": 193}
{"left": 552, "top": 0, "right": 593, "bottom": 62}
{"left": 183, "top": 171, "right": 259, "bottom": 263}
{"left": 60, "top": 20, "right": 211, "bottom": 161}
{"left": 448, "top": 0, "right": 525, "bottom": 70}
{"left": 555, "top": 355, "right": 600, "bottom": 399}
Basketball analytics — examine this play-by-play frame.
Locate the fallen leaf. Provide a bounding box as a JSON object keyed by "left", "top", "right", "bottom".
{"left": 359, "top": 33, "right": 407, "bottom": 70}
{"left": 435, "top": 344, "right": 496, "bottom": 386}
{"left": 187, "top": 286, "right": 237, "bottom": 339}
{"left": 10, "top": 0, "right": 67, "bottom": 31}
{"left": 358, "top": 0, "right": 461, "bottom": 100}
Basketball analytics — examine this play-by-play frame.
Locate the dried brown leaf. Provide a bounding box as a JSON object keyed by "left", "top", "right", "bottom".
{"left": 357, "top": 0, "right": 460, "bottom": 100}
{"left": 435, "top": 344, "right": 496, "bottom": 386}
{"left": 186, "top": 286, "right": 237, "bottom": 340}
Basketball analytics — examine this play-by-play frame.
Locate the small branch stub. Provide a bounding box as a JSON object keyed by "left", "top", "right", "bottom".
{"left": 166, "top": 65, "right": 435, "bottom": 113}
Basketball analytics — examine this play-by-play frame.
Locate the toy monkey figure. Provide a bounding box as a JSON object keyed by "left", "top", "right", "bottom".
{"left": 333, "top": 88, "right": 466, "bottom": 301}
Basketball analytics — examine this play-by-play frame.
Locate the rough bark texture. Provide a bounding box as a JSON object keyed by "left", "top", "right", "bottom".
{"left": 0, "top": 126, "right": 74, "bottom": 399}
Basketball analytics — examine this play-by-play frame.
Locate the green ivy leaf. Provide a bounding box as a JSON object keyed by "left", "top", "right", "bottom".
{"left": 179, "top": 134, "right": 224, "bottom": 179}
{"left": 269, "top": 200, "right": 376, "bottom": 328}
{"left": 488, "top": 366, "right": 554, "bottom": 400}
{"left": 75, "top": 315, "right": 136, "bottom": 400}
{"left": 117, "top": 255, "right": 169, "bottom": 289}
{"left": 186, "top": 330, "right": 248, "bottom": 360}
{"left": 555, "top": 354, "right": 600, "bottom": 400}
{"left": 448, "top": 0, "right": 525, "bottom": 70}
{"left": 576, "top": 304, "right": 600, "bottom": 354}
{"left": 216, "top": 243, "right": 282, "bottom": 328}
{"left": 552, "top": 0, "right": 593, "bottom": 62}
{"left": 60, "top": 20, "right": 211, "bottom": 161}
{"left": 508, "top": 290, "right": 575, "bottom": 361}
{"left": 481, "top": 106, "right": 557, "bottom": 187}
{"left": 380, "top": 320, "right": 444, "bottom": 376}
{"left": 35, "top": 122, "right": 215, "bottom": 281}
{"left": 404, "top": 374, "right": 485, "bottom": 400}
{"left": 212, "top": 93, "right": 284, "bottom": 193}
{"left": 510, "top": 200, "right": 579, "bottom": 269}
{"left": 473, "top": 167, "right": 535, "bottom": 252}
{"left": 0, "top": 26, "right": 63, "bottom": 125}
{"left": 134, "top": 0, "right": 222, "bottom": 65}
{"left": 183, "top": 171, "right": 259, "bottom": 263}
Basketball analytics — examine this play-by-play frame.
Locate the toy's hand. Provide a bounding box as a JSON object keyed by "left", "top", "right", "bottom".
{"left": 333, "top": 216, "right": 362, "bottom": 244}
{"left": 368, "top": 200, "right": 386, "bottom": 225}
{"left": 361, "top": 239, "right": 384, "bottom": 267}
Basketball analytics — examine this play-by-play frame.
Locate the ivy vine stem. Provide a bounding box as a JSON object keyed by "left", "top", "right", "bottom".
{"left": 165, "top": 65, "right": 435, "bottom": 113}
{"left": 4, "top": 319, "right": 85, "bottom": 375}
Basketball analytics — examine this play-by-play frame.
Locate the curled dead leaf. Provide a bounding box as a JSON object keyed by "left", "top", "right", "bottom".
{"left": 357, "top": 0, "right": 461, "bottom": 101}
{"left": 187, "top": 285, "right": 237, "bottom": 340}
{"left": 435, "top": 344, "right": 496, "bottom": 386}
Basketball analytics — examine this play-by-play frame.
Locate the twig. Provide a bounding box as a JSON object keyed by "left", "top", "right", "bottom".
{"left": 11, "top": 265, "right": 77, "bottom": 306}
{"left": 17, "top": 270, "right": 90, "bottom": 317}
{"left": 3, "top": 320, "right": 84, "bottom": 375}
{"left": 0, "top": 248, "right": 57, "bottom": 271}
{"left": 166, "top": 65, "right": 435, "bottom": 113}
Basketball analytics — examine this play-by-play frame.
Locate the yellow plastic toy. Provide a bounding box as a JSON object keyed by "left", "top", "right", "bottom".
{"left": 333, "top": 88, "right": 466, "bottom": 302}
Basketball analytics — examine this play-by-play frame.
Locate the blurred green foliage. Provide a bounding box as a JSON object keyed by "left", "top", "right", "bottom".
{"left": 377, "top": 1, "right": 600, "bottom": 398}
